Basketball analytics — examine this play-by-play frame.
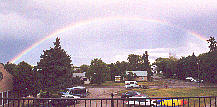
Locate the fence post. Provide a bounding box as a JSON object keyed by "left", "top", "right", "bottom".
{"left": 111, "top": 93, "right": 114, "bottom": 107}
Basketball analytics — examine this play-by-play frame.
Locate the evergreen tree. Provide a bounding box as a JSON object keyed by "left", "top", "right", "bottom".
{"left": 142, "top": 51, "right": 152, "bottom": 80}
{"left": 207, "top": 36, "right": 217, "bottom": 52}
{"left": 37, "top": 37, "right": 72, "bottom": 91}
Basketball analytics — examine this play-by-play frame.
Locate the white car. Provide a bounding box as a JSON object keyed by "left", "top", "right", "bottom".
{"left": 61, "top": 92, "right": 80, "bottom": 98}
{"left": 186, "top": 77, "right": 197, "bottom": 82}
{"left": 124, "top": 95, "right": 157, "bottom": 107}
{"left": 125, "top": 81, "right": 140, "bottom": 89}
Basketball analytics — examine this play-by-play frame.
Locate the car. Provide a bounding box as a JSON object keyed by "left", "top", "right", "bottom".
{"left": 50, "top": 94, "right": 80, "bottom": 106}
{"left": 125, "top": 81, "right": 140, "bottom": 89}
{"left": 185, "top": 77, "right": 203, "bottom": 83}
{"left": 124, "top": 95, "right": 157, "bottom": 107}
{"left": 185, "top": 77, "right": 197, "bottom": 82}
{"left": 121, "top": 91, "right": 141, "bottom": 98}
{"left": 139, "top": 85, "right": 149, "bottom": 89}
{"left": 66, "top": 86, "right": 88, "bottom": 98}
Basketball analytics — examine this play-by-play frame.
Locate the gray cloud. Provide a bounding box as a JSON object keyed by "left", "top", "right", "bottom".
{"left": 0, "top": 0, "right": 216, "bottom": 65}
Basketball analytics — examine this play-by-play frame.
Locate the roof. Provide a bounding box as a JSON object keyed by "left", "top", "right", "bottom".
{"left": 126, "top": 71, "right": 147, "bottom": 77}
{"left": 115, "top": 76, "right": 121, "bottom": 77}
{"left": 73, "top": 72, "right": 86, "bottom": 77}
{"left": 67, "top": 86, "right": 86, "bottom": 90}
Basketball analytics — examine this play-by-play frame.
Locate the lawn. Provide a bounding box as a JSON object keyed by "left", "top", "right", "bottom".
{"left": 118, "top": 87, "right": 217, "bottom": 97}
{"left": 100, "top": 80, "right": 166, "bottom": 86}
{"left": 101, "top": 81, "right": 125, "bottom": 86}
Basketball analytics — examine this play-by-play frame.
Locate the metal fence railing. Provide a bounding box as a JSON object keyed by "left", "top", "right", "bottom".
{"left": 0, "top": 96, "right": 216, "bottom": 107}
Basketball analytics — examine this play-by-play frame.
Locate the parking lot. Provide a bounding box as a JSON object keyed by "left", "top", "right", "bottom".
{"left": 75, "top": 86, "right": 124, "bottom": 107}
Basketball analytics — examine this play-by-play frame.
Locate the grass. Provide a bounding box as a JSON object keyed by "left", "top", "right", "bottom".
{"left": 118, "top": 87, "right": 217, "bottom": 97}
{"left": 100, "top": 80, "right": 166, "bottom": 86}
{"left": 101, "top": 81, "right": 125, "bottom": 86}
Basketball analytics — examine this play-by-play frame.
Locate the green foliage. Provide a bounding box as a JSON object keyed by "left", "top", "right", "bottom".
{"left": 127, "top": 52, "right": 151, "bottom": 72}
{"left": 89, "top": 58, "right": 108, "bottom": 84}
{"left": 107, "top": 61, "right": 129, "bottom": 81}
{"left": 153, "top": 57, "right": 178, "bottom": 78}
{"left": 4, "top": 62, "right": 41, "bottom": 97}
{"left": 4, "top": 62, "right": 17, "bottom": 75}
{"left": 7, "top": 61, "right": 36, "bottom": 97}
{"left": 154, "top": 37, "right": 217, "bottom": 84}
{"left": 37, "top": 37, "right": 73, "bottom": 91}
{"left": 72, "top": 76, "right": 84, "bottom": 85}
{"left": 207, "top": 36, "right": 217, "bottom": 52}
{"left": 128, "top": 54, "right": 142, "bottom": 70}
{"left": 198, "top": 51, "right": 217, "bottom": 83}
{"left": 176, "top": 53, "right": 198, "bottom": 79}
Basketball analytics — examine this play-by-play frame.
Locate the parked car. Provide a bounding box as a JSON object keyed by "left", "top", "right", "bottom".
{"left": 125, "top": 81, "right": 140, "bottom": 89}
{"left": 66, "top": 86, "right": 88, "bottom": 98}
{"left": 121, "top": 91, "right": 141, "bottom": 98}
{"left": 50, "top": 93, "right": 80, "bottom": 106}
{"left": 185, "top": 77, "right": 197, "bottom": 82}
{"left": 139, "top": 84, "right": 149, "bottom": 89}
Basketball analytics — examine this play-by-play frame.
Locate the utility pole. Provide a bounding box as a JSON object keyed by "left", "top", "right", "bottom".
{"left": 197, "top": 60, "right": 200, "bottom": 87}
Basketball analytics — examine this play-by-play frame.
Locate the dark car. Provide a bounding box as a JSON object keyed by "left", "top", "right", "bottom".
{"left": 121, "top": 91, "right": 141, "bottom": 98}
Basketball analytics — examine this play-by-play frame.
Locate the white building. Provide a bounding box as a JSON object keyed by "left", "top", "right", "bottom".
{"left": 126, "top": 71, "right": 148, "bottom": 81}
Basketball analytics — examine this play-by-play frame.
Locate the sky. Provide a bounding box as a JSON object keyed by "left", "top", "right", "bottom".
{"left": 0, "top": 0, "right": 217, "bottom": 66}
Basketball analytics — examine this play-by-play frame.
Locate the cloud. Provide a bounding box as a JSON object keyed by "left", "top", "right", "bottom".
{"left": 0, "top": 13, "right": 44, "bottom": 39}
{"left": 0, "top": 0, "right": 216, "bottom": 65}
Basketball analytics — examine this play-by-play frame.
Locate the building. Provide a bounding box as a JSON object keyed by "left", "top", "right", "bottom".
{"left": 115, "top": 76, "right": 121, "bottom": 82}
{"left": 0, "top": 64, "right": 14, "bottom": 105}
{"left": 73, "top": 72, "right": 90, "bottom": 84}
{"left": 126, "top": 71, "right": 148, "bottom": 81}
{"left": 0, "top": 64, "right": 13, "bottom": 92}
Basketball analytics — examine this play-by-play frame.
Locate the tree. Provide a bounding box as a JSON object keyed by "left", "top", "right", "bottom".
{"left": 108, "top": 63, "right": 116, "bottom": 81}
{"left": 153, "top": 57, "right": 178, "bottom": 78}
{"left": 198, "top": 51, "right": 217, "bottom": 83}
{"left": 89, "top": 58, "right": 107, "bottom": 84}
{"left": 207, "top": 36, "right": 217, "bottom": 52}
{"left": 128, "top": 54, "right": 141, "bottom": 71}
{"left": 80, "top": 65, "right": 89, "bottom": 73}
{"left": 4, "top": 62, "right": 17, "bottom": 75}
{"left": 13, "top": 61, "right": 34, "bottom": 97}
{"left": 37, "top": 37, "right": 73, "bottom": 91}
{"left": 142, "top": 51, "right": 152, "bottom": 81}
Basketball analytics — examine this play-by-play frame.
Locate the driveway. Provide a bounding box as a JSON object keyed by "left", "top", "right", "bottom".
{"left": 75, "top": 86, "right": 125, "bottom": 107}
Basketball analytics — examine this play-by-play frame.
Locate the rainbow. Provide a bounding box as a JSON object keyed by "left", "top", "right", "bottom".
{"left": 10, "top": 16, "right": 208, "bottom": 63}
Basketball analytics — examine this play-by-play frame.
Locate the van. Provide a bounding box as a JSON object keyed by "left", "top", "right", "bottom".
{"left": 125, "top": 81, "right": 140, "bottom": 89}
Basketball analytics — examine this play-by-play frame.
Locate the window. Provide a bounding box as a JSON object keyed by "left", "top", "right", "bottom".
{"left": 130, "top": 82, "right": 134, "bottom": 84}
{"left": 0, "top": 92, "right": 2, "bottom": 106}
{"left": 83, "top": 78, "right": 87, "bottom": 81}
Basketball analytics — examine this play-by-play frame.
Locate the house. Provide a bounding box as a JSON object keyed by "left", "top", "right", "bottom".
{"left": 0, "top": 64, "right": 14, "bottom": 105}
{"left": 73, "top": 72, "right": 90, "bottom": 84}
{"left": 126, "top": 71, "right": 148, "bottom": 81}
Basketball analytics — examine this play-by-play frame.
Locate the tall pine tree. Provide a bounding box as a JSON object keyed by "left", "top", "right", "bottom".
{"left": 37, "top": 37, "right": 72, "bottom": 91}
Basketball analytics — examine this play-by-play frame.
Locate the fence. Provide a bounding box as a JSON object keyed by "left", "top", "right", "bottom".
{"left": 0, "top": 91, "right": 15, "bottom": 106}
{"left": 0, "top": 96, "right": 216, "bottom": 107}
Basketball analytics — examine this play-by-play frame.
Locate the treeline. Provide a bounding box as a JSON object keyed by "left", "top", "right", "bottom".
{"left": 2, "top": 37, "right": 152, "bottom": 97}
{"left": 153, "top": 36, "right": 217, "bottom": 83}
{"left": 75, "top": 52, "right": 152, "bottom": 84}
